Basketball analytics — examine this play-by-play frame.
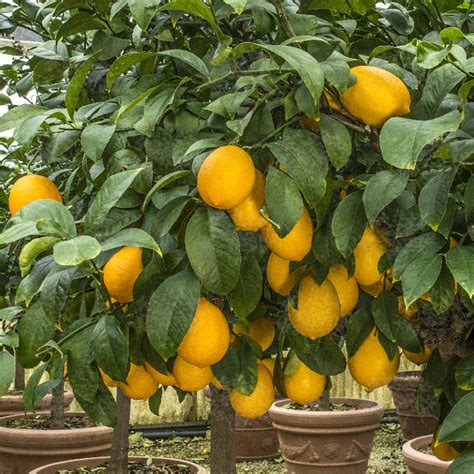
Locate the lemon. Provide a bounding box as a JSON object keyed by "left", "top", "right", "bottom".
{"left": 340, "top": 66, "right": 411, "bottom": 128}
{"left": 233, "top": 316, "right": 275, "bottom": 352}
{"left": 261, "top": 358, "right": 277, "bottom": 375}
{"left": 99, "top": 367, "right": 118, "bottom": 388}
{"left": 173, "top": 356, "right": 214, "bottom": 392}
{"left": 432, "top": 427, "right": 459, "bottom": 462}
{"left": 327, "top": 264, "right": 359, "bottom": 317}
{"left": 118, "top": 364, "right": 159, "bottom": 400}
{"left": 403, "top": 345, "right": 432, "bottom": 365}
{"left": 177, "top": 297, "right": 230, "bottom": 367}
{"left": 228, "top": 169, "right": 267, "bottom": 231}
{"left": 288, "top": 275, "right": 340, "bottom": 340}
{"left": 284, "top": 359, "right": 326, "bottom": 405}
{"left": 197, "top": 145, "right": 256, "bottom": 210}
{"left": 398, "top": 296, "right": 419, "bottom": 320}
{"left": 261, "top": 208, "right": 313, "bottom": 262}
{"left": 348, "top": 329, "right": 400, "bottom": 390}
{"left": 266, "top": 253, "right": 298, "bottom": 297}
{"left": 230, "top": 364, "right": 275, "bottom": 419}
{"left": 144, "top": 362, "right": 177, "bottom": 386}
{"left": 360, "top": 279, "right": 393, "bottom": 297}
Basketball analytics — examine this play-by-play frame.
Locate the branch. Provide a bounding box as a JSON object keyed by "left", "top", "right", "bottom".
{"left": 271, "top": 0, "right": 300, "bottom": 46}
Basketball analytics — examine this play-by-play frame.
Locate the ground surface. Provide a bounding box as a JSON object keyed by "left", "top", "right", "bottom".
{"left": 129, "top": 422, "right": 406, "bottom": 473}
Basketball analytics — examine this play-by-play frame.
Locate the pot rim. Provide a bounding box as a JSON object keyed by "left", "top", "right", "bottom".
{"left": 402, "top": 434, "right": 452, "bottom": 469}
{"left": 28, "top": 455, "right": 208, "bottom": 474}
{"left": 0, "top": 412, "right": 112, "bottom": 436}
{"left": 269, "top": 397, "right": 384, "bottom": 419}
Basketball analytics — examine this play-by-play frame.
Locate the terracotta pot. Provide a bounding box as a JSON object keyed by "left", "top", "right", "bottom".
{"left": 0, "top": 391, "right": 74, "bottom": 419}
{"left": 269, "top": 397, "right": 384, "bottom": 473}
{"left": 403, "top": 435, "right": 452, "bottom": 473}
{"left": 389, "top": 371, "right": 438, "bottom": 440}
{"left": 29, "top": 456, "right": 208, "bottom": 473}
{"left": 0, "top": 412, "right": 113, "bottom": 474}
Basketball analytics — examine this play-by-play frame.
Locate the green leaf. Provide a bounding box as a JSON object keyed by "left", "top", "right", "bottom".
{"left": 268, "top": 128, "right": 328, "bottom": 208}
{"left": 84, "top": 168, "right": 143, "bottom": 237}
{"left": 363, "top": 171, "right": 409, "bottom": 225}
{"left": 416, "top": 42, "right": 449, "bottom": 69}
{"left": 149, "top": 387, "right": 164, "bottom": 416}
{"left": 455, "top": 353, "right": 474, "bottom": 391}
{"left": 154, "top": 197, "right": 191, "bottom": 239}
{"left": 0, "top": 222, "right": 40, "bottom": 245}
{"left": 144, "top": 170, "right": 191, "bottom": 208}
{"left": 159, "top": 50, "right": 209, "bottom": 77}
{"left": 100, "top": 228, "right": 161, "bottom": 254}
{"left": 227, "top": 254, "right": 263, "bottom": 318}
{"left": 438, "top": 391, "right": 474, "bottom": 442}
{"left": 428, "top": 264, "right": 456, "bottom": 314}
{"left": 397, "top": 318, "right": 422, "bottom": 353}
{"left": 371, "top": 292, "right": 399, "bottom": 342}
{"left": 447, "top": 448, "right": 474, "bottom": 474}
{"left": 23, "top": 363, "right": 48, "bottom": 412}
{"left": 16, "top": 257, "right": 56, "bottom": 306}
{"left": 81, "top": 124, "right": 116, "bottom": 161}
{"left": 0, "top": 307, "right": 24, "bottom": 321}
{"left": 380, "top": 111, "right": 462, "bottom": 169}
{"left": 204, "top": 91, "right": 251, "bottom": 119}
{"left": 465, "top": 175, "right": 474, "bottom": 240}
{"left": 185, "top": 208, "right": 241, "bottom": 295}
{"left": 319, "top": 114, "right": 352, "bottom": 170}
{"left": 331, "top": 192, "right": 367, "bottom": 258}
{"left": 0, "top": 105, "right": 47, "bottom": 132}
{"left": 223, "top": 0, "right": 248, "bottom": 14}
{"left": 146, "top": 272, "right": 200, "bottom": 360}
{"left": 446, "top": 245, "right": 474, "bottom": 298}
{"left": 75, "top": 381, "right": 117, "bottom": 427}
{"left": 53, "top": 236, "right": 101, "bottom": 266}
{"left": 419, "top": 167, "right": 457, "bottom": 231}
{"left": 345, "top": 307, "right": 374, "bottom": 358}
{"left": 265, "top": 167, "right": 304, "bottom": 238}
{"left": 0, "top": 352, "right": 14, "bottom": 396}
{"left": 106, "top": 52, "right": 157, "bottom": 90}
{"left": 128, "top": 0, "right": 161, "bottom": 29}
{"left": 158, "top": 0, "right": 217, "bottom": 27}
{"left": 402, "top": 254, "right": 443, "bottom": 307}
{"left": 56, "top": 12, "right": 106, "bottom": 39}
{"left": 93, "top": 316, "right": 129, "bottom": 382}
{"left": 40, "top": 267, "right": 76, "bottom": 318}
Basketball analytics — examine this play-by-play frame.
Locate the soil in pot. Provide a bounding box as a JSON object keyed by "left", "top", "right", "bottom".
{"left": 403, "top": 434, "right": 452, "bottom": 474}
{"left": 0, "top": 391, "right": 74, "bottom": 418}
{"left": 389, "top": 371, "right": 438, "bottom": 440}
{"left": 0, "top": 412, "right": 113, "bottom": 474}
{"left": 269, "top": 397, "right": 384, "bottom": 474}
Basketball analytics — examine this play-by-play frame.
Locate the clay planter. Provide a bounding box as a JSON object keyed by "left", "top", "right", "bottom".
{"left": 0, "top": 412, "right": 113, "bottom": 474}
{"left": 389, "top": 371, "right": 438, "bottom": 440}
{"left": 403, "top": 435, "right": 452, "bottom": 473}
{"left": 0, "top": 391, "right": 74, "bottom": 419}
{"left": 269, "top": 397, "right": 384, "bottom": 473}
{"left": 29, "top": 456, "right": 208, "bottom": 473}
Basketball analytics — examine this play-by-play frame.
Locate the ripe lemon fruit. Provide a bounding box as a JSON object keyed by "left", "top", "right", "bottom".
{"left": 354, "top": 227, "right": 389, "bottom": 287}
{"left": 266, "top": 253, "right": 298, "bottom": 297}
{"left": 360, "top": 279, "right": 393, "bottom": 297}
{"left": 103, "top": 247, "right": 143, "bottom": 304}
{"left": 99, "top": 367, "right": 118, "bottom": 388}
{"left": 177, "top": 297, "right": 230, "bottom": 367}
{"left": 340, "top": 66, "right": 411, "bottom": 128}
{"left": 144, "top": 362, "right": 177, "bottom": 386}
{"left": 288, "top": 275, "right": 340, "bottom": 340}
{"left": 211, "top": 374, "right": 224, "bottom": 390}
{"left": 173, "top": 356, "right": 214, "bottom": 392}
{"left": 327, "top": 264, "right": 359, "bottom": 317}
{"left": 432, "top": 427, "right": 459, "bottom": 461}
{"left": 398, "top": 296, "right": 419, "bottom": 320}
{"left": 228, "top": 169, "right": 267, "bottom": 231}
{"left": 197, "top": 145, "right": 256, "bottom": 210}
{"left": 261, "top": 358, "right": 277, "bottom": 375}
{"left": 348, "top": 329, "right": 400, "bottom": 390}
{"left": 118, "top": 363, "right": 158, "bottom": 400}
{"left": 230, "top": 364, "right": 275, "bottom": 419}
{"left": 261, "top": 208, "right": 313, "bottom": 262}
{"left": 403, "top": 345, "right": 432, "bottom": 365}
{"left": 284, "top": 359, "right": 326, "bottom": 405}
{"left": 233, "top": 316, "right": 275, "bottom": 352}
{"left": 8, "top": 174, "right": 63, "bottom": 215}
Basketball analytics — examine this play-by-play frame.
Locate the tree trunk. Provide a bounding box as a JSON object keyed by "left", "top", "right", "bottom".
{"left": 210, "top": 386, "right": 236, "bottom": 474}
{"left": 50, "top": 373, "right": 65, "bottom": 429}
{"left": 319, "top": 382, "right": 331, "bottom": 411}
{"left": 14, "top": 357, "right": 25, "bottom": 392}
{"left": 110, "top": 389, "right": 131, "bottom": 473}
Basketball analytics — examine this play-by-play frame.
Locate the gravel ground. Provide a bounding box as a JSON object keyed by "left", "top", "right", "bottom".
{"left": 129, "top": 423, "right": 406, "bottom": 473}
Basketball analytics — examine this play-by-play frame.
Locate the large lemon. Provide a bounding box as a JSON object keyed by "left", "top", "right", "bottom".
{"left": 173, "top": 356, "right": 214, "bottom": 392}
{"left": 118, "top": 364, "right": 158, "bottom": 400}
{"left": 284, "top": 359, "right": 326, "bottom": 405}
{"left": 354, "top": 227, "right": 388, "bottom": 287}
{"left": 261, "top": 208, "right": 313, "bottom": 262}
{"left": 228, "top": 169, "right": 267, "bottom": 231}
{"left": 103, "top": 247, "right": 143, "bottom": 303}
{"left": 177, "top": 297, "right": 230, "bottom": 367}
{"left": 8, "top": 174, "right": 63, "bottom": 215}
{"left": 233, "top": 316, "right": 275, "bottom": 352}
{"left": 348, "top": 329, "right": 400, "bottom": 390}
{"left": 144, "top": 362, "right": 177, "bottom": 386}
{"left": 288, "top": 275, "right": 340, "bottom": 340}
{"left": 327, "top": 264, "right": 359, "bottom": 317}
{"left": 340, "top": 66, "right": 411, "bottom": 128}
{"left": 266, "top": 253, "right": 298, "bottom": 297}
{"left": 197, "top": 145, "right": 256, "bottom": 209}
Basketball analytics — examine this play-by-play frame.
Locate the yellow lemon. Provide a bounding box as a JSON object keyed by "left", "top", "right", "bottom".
{"left": 327, "top": 264, "right": 359, "bottom": 317}
{"left": 118, "top": 364, "right": 158, "bottom": 401}
{"left": 288, "top": 275, "right": 340, "bottom": 340}
{"left": 99, "top": 367, "right": 118, "bottom": 388}
{"left": 398, "top": 296, "right": 419, "bottom": 320}
{"left": 197, "top": 145, "right": 256, "bottom": 209}
{"left": 360, "top": 279, "right": 393, "bottom": 297}
{"left": 403, "top": 345, "right": 432, "bottom": 365}
{"left": 230, "top": 364, "right": 275, "bottom": 419}
{"left": 177, "top": 297, "right": 230, "bottom": 367}
{"left": 8, "top": 174, "right": 63, "bottom": 215}
{"left": 173, "top": 356, "right": 214, "bottom": 392}
{"left": 340, "top": 66, "right": 411, "bottom": 128}
{"left": 233, "top": 316, "right": 275, "bottom": 352}
{"left": 261, "top": 208, "right": 313, "bottom": 262}
{"left": 261, "top": 358, "right": 277, "bottom": 375}
{"left": 144, "top": 362, "right": 177, "bottom": 386}
{"left": 266, "top": 253, "right": 298, "bottom": 297}
{"left": 103, "top": 247, "right": 143, "bottom": 304}
{"left": 432, "top": 427, "right": 459, "bottom": 462}
{"left": 348, "top": 329, "right": 400, "bottom": 390}
{"left": 228, "top": 169, "right": 267, "bottom": 231}
{"left": 284, "top": 359, "right": 326, "bottom": 405}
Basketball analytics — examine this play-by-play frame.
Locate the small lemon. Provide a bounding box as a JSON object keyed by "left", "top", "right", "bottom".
{"left": 233, "top": 316, "right": 275, "bottom": 352}
{"left": 173, "top": 356, "right": 214, "bottom": 392}
{"left": 284, "top": 359, "right": 326, "bottom": 405}
{"left": 327, "top": 264, "right": 359, "bottom": 317}
{"left": 266, "top": 253, "right": 298, "bottom": 297}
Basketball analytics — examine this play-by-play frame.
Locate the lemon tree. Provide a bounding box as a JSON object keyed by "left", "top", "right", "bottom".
{"left": 0, "top": 0, "right": 474, "bottom": 472}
